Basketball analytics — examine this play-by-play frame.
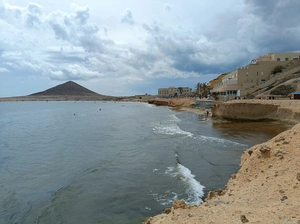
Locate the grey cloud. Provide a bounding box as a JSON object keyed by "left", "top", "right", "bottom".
{"left": 0, "top": 67, "right": 9, "bottom": 73}
{"left": 26, "top": 14, "right": 41, "bottom": 28}
{"left": 0, "top": 2, "right": 23, "bottom": 25}
{"left": 164, "top": 4, "right": 172, "bottom": 12}
{"left": 79, "top": 36, "right": 104, "bottom": 53}
{"left": 0, "top": 2, "right": 43, "bottom": 28}
{"left": 50, "top": 23, "right": 69, "bottom": 40}
{"left": 75, "top": 6, "right": 89, "bottom": 25}
{"left": 103, "top": 25, "right": 108, "bottom": 36}
{"left": 26, "top": 2, "right": 43, "bottom": 15}
{"left": 238, "top": 0, "right": 300, "bottom": 53}
{"left": 48, "top": 64, "right": 102, "bottom": 81}
{"left": 47, "top": 7, "right": 113, "bottom": 54}
{"left": 245, "top": 0, "right": 300, "bottom": 28}
{"left": 142, "top": 22, "right": 160, "bottom": 34}
{"left": 121, "top": 8, "right": 135, "bottom": 25}
{"left": 45, "top": 50, "right": 85, "bottom": 63}
{"left": 26, "top": 3, "right": 43, "bottom": 28}
{"left": 139, "top": 20, "right": 258, "bottom": 76}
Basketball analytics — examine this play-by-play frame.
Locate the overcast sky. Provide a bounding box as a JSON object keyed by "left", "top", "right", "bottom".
{"left": 1, "top": 0, "right": 300, "bottom": 97}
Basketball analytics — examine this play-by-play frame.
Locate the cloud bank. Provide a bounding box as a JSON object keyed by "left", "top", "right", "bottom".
{"left": 0, "top": 0, "right": 299, "bottom": 96}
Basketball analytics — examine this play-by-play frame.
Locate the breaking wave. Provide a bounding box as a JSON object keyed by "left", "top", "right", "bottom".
{"left": 153, "top": 124, "right": 193, "bottom": 137}
{"left": 152, "top": 114, "right": 193, "bottom": 137}
{"left": 164, "top": 153, "right": 205, "bottom": 205}
{"left": 195, "top": 135, "right": 248, "bottom": 148}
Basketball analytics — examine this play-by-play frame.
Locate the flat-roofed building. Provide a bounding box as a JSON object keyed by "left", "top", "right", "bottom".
{"left": 158, "top": 86, "right": 192, "bottom": 98}
{"left": 210, "top": 52, "right": 300, "bottom": 101}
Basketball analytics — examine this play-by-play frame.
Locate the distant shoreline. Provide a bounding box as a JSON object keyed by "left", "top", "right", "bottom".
{"left": 0, "top": 95, "right": 126, "bottom": 102}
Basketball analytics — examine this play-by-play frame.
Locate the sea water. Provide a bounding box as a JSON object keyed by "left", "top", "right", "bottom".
{"left": 0, "top": 101, "right": 290, "bottom": 224}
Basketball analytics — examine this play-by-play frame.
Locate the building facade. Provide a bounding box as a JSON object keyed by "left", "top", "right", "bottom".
{"left": 158, "top": 86, "right": 192, "bottom": 98}
{"left": 211, "top": 52, "right": 300, "bottom": 101}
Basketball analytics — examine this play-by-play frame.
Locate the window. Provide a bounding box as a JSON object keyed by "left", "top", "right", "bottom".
{"left": 285, "top": 57, "right": 289, "bottom": 61}
{"left": 261, "top": 72, "right": 264, "bottom": 75}
{"left": 277, "top": 58, "right": 280, "bottom": 61}
{"left": 246, "top": 72, "right": 248, "bottom": 76}
{"left": 261, "top": 79, "right": 266, "bottom": 84}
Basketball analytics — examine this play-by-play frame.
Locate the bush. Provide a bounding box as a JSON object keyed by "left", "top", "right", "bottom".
{"left": 270, "top": 84, "right": 295, "bottom": 96}
{"left": 272, "top": 65, "right": 284, "bottom": 74}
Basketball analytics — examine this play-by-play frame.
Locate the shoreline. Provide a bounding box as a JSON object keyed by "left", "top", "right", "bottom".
{"left": 144, "top": 99, "right": 300, "bottom": 224}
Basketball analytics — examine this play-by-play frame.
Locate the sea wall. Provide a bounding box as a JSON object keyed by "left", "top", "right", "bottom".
{"left": 212, "top": 99, "right": 300, "bottom": 124}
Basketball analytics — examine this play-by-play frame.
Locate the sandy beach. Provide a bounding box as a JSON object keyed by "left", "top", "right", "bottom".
{"left": 144, "top": 99, "right": 300, "bottom": 224}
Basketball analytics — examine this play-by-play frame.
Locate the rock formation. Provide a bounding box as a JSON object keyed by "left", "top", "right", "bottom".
{"left": 212, "top": 99, "right": 300, "bottom": 124}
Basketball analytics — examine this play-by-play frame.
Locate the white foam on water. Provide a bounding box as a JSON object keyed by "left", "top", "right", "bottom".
{"left": 153, "top": 124, "right": 193, "bottom": 137}
{"left": 169, "top": 114, "right": 181, "bottom": 122}
{"left": 152, "top": 168, "right": 159, "bottom": 172}
{"left": 150, "top": 190, "right": 178, "bottom": 206}
{"left": 176, "top": 163, "right": 205, "bottom": 205}
{"left": 195, "top": 135, "right": 248, "bottom": 147}
{"left": 144, "top": 103, "right": 155, "bottom": 108}
{"left": 165, "top": 164, "right": 205, "bottom": 205}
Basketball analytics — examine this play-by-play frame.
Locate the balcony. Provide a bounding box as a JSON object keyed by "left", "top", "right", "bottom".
{"left": 211, "top": 80, "right": 240, "bottom": 93}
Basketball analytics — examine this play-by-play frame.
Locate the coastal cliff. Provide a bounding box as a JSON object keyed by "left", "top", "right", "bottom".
{"left": 148, "top": 98, "right": 196, "bottom": 107}
{"left": 145, "top": 99, "right": 300, "bottom": 224}
{"left": 212, "top": 99, "right": 300, "bottom": 124}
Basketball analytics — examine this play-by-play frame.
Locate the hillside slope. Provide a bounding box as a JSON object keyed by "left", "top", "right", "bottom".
{"left": 248, "top": 60, "right": 300, "bottom": 99}
{"left": 30, "top": 81, "right": 102, "bottom": 97}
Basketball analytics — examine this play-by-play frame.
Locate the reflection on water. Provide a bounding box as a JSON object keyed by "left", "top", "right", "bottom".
{"left": 211, "top": 119, "right": 292, "bottom": 146}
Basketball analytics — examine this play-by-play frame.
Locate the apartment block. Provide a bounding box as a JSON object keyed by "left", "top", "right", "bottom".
{"left": 158, "top": 86, "right": 192, "bottom": 98}
{"left": 211, "top": 52, "right": 300, "bottom": 101}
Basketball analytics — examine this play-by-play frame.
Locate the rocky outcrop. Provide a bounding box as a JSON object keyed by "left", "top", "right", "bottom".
{"left": 148, "top": 98, "right": 196, "bottom": 108}
{"left": 148, "top": 99, "right": 169, "bottom": 106}
{"left": 212, "top": 99, "right": 300, "bottom": 124}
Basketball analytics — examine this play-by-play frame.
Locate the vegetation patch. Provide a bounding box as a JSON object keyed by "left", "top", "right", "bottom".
{"left": 271, "top": 65, "right": 285, "bottom": 74}
{"left": 270, "top": 84, "right": 295, "bottom": 96}
{"left": 266, "top": 85, "right": 274, "bottom": 91}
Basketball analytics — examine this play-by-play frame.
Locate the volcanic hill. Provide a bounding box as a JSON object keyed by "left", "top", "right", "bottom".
{"left": 30, "top": 81, "right": 101, "bottom": 97}
{"left": 0, "top": 81, "right": 117, "bottom": 101}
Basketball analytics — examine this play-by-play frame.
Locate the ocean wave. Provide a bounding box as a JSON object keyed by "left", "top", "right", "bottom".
{"left": 153, "top": 124, "right": 193, "bottom": 137}
{"left": 169, "top": 114, "right": 181, "bottom": 122}
{"left": 165, "top": 163, "right": 205, "bottom": 205}
{"left": 144, "top": 103, "right": 155, "bottom": 108}
{"left": 194, "top": 135, "right": 248, "bottom": 148}
{"left": 149, "top": 189, "right": 178, "bottom": 206}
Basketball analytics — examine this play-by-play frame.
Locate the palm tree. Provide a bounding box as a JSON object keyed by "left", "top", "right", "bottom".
{"left": 196, "top": 82, "right": 208, "bottom": 98}
{"left": 178, "top": 87, "right": 183, "bottom": 97}
{"left": 196, "top": 82, "right": 202, "bottom": 95}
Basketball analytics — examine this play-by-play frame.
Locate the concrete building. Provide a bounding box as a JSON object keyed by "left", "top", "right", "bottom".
{"left": 211, "top": 52, "right": 300, "bottom": 101}
{"left": 158, "top": 86, "right": 192, "bottom": 98}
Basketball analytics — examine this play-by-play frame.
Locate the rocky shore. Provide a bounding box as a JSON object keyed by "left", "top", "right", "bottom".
{"left": 212, "top": 99, "right": 300, "bottom": 124}
{"left": 144, "top": 99, "right": 300, "bottom": 224}
{"left": 148, "top": 98, "right": 196, "bottom": 107}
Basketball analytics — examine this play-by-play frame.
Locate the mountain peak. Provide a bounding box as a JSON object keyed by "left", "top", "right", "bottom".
{"left": 30, "top": 81, "right": 102, "bottom": 97}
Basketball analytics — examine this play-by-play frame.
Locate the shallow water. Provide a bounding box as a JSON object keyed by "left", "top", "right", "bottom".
{"left": 0, "top": 101, "right": 291, "bottom": 223}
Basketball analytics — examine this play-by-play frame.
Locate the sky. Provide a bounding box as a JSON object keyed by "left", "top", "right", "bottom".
{"left": 0, "top": 0, "right": 300, "bottom": 97}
